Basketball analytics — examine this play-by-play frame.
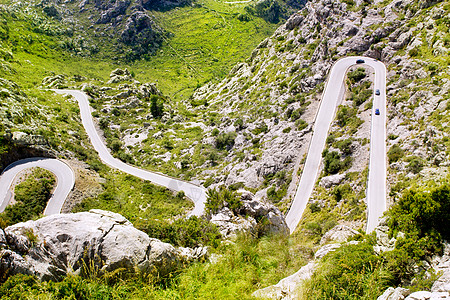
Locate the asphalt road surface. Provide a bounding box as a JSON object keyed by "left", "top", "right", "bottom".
{"left": 54, "top": 90, "right": 207, "bottom": 216}
{"left": 0, "top": 157, "right": 75, "bottom": 215}
{"left": 285, "top": 56, "right": 387, "bottom": 234}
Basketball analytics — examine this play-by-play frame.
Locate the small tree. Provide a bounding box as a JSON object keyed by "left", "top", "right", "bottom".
{"left": 150, "top": 95, "right": 164, "bottom": 118}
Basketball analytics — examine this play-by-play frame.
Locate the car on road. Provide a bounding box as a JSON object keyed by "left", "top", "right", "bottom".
{"left": 375, "top": 89, "right": 380, "bottom": 95}
{"left": 356, "top": 59, "right": 365, "bottom": 64}
{"left": 375, "top": 108, "right": 380, "bottom": 115}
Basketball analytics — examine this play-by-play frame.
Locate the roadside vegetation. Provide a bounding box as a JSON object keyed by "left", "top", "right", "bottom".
{"left": 0, "top": 168, "right": 55, "bottom": 226}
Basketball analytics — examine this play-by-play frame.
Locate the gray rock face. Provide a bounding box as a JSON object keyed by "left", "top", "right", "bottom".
{"left": 377, "top": 287, "right": 411, "bottom": 300}
{"left": 121, "top": 11, "right": 163, "bottom": 47}
{"left": 108, "top": 68, "right": 133, "bottom": 84}
{"left": 319, "top": 225, "right": 359, "bottom": 245}
{"left": 208, "top": 191, "right": 289, "bottom": 238}
{"left": 252, "top": 262, "right": 317, "bottom": 300}
{"left": 0, "top": 210, "right": 207, "bottom": 281}
{"left": 319, "top": 174, "right": 346, "bottom": 188}
{"left": 11, "top": 131, "right": 47, "bottom": 146}
{"left": 97, "top": 0, "right": 131, "bottom": 24}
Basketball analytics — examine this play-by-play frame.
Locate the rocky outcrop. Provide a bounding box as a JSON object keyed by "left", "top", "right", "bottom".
{"left": 377, "top": 287, "right": 411, "bottom": 300}
{"left": 120, "top": 11, "right": 164, "bottom": 51}
{"left": 42, "top": 75, "right": 68, "bottom": 89}
{"left": 96, "top": 0, "right": 131, "bottom": 24}
{"left": 377, "top": 242, "right": 450, "bottom": 300}
{"left": 107, "top": 68, "right": 133, "bottom": 84}
{"left": 208, "top": 191, "right": 289, "bottom": 238}
{"left": 0, "top": 210, "right": 207, "bottom": 281}
{"left": 319, "top": 225, "right": 359, "bottom": 245}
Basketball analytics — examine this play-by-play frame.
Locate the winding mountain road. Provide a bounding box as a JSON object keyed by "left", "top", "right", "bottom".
{"left": 0, "top": 56, "right": 386, "bottom": 233}
{"left": 285, "top": 56, "right": 387, "bottom": 234}
{"left": 53, "top": 90, "right": 207, "bottom": 216}
{"left": 0, "top": 157, "right": 75, "bottom": 215}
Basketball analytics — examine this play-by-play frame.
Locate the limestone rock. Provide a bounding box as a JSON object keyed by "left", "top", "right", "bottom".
{"left": 0, "top": 210, "right": 207, "bottom": 281}
{"left": 11, "top": 131, "right": 47, "bottom": 146}
{"left": 285, "top": 13, "right": 304, "bottom": 30}
{"left": 314, "top": 243, "right": 342, "bottom": 260}
{"left": 252, "top": 262, "right": 316, "bottom": 300}
{"left": 320, "top": 225, "right": 359, "bottom": 245}
{"left": 432, "top": 272, "right": 450, "bottom": 294}
{"left": 97, "top": 0, "right": 131, "bottom": 24}
{"left": 319, "top": 174, "right": 346, "bottom": 188}
{"left": 377, "top": 287, "right": 411, "bottom": 300}
{"left": 108, "top": 68, "right": 133, "bottom": 84}
{"left": 121, "top": 11, "right": 163, "bottom": 48}
{"left": 42, "top": 74, "right": 67, "bottom": 89}
{"left": 208, "top": 192, "right": 288, "bottom": 238}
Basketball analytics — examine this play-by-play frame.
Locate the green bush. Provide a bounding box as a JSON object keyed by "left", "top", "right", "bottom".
{"left": 205, "top": 186, "right": 242, "bottom": 214}
{"left": 149, "top": 95, "right": 164, "bottom": 118}
{"left": 406, "top": 156, "right": 424, "bottom": 174}
{"left": 388, "top": 184, "right": 450, "bottom": 260}
{"left": 302, "top": 242, "right": 393, "bottom": 300}
{"left": 388, "top": 144, "right": 404, "bottom": 163}
{"left": 322, "top": 149, "right": 351, "bottom": 175}
{"left": 215, "top": 131, "right": 237, "bottom": 150}
{"left": 347, "top": 67, "right": 366, "bottom": 83}
{"left": 138, "top": 216, "right": 221, "bottom": 248}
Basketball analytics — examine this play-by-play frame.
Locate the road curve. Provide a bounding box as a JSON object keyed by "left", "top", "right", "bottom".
{"left": 53, "top": 89, "right": 207, "bottom": 216}
{"left": 285, "top": 56, "right": 387, "bottom": 234}
{"left": 0, "top": 157, "right": 75, "bottom": 215}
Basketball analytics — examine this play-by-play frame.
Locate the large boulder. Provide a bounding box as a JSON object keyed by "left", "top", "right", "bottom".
{"left": 0, "top": 210, "right": 207, "bottom": 281}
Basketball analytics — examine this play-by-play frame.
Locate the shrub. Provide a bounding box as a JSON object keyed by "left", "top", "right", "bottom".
{"left": 302, "top": 242, "right": 392, "bottom": 299}
{"left": 388, "top": 144, "right": 404, "bottom": 163}
{"left": 150, "top": 95, "right": 164, "bottom": 118}
{"left": 205, "top": 186, "right": 242, "bottom": 214}
{"left": 336, "top": 106, "right": 357, "bottom": 127}
{"left": 388, "top": 184, "right": 450, "bottom": 260}
{"left": 252, "top": 123, "right": 269, "bottom": 135}
{"left": 211, "top": 128, "right": 219, "bottom": 136}
{"left": 215, "top": 131, "right": 237, "bottom": 150}
{"left": 139, "top": 216, "right": 221, "bottom": 248}
{"left": 322, "top": 149, "right": 352, "bottom": 175}
{"left": 406, "top": 156, "right": 424, "bottom": 174}
{"left": 335, "top": 138, "right": 353, "bottom": 155}
{"left": 347, "top": 67, "right": 366, "bottom": 83}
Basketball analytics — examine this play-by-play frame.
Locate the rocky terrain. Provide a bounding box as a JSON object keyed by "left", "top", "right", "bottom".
{"left": 0, "top": 0, "right": 449, "bottom": 297}
{"left": 0, "top": 209, "right": 207, "bottom": 281}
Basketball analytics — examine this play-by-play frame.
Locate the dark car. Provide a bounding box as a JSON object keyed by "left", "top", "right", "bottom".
{"left": 356, "top": 59, "right": 365, "bottom": 64}
{"left": 375, "top": 89, "right": 380, "bottom": 95}
{"left": 375, "top": 108, "right": 380, "bottom": 115}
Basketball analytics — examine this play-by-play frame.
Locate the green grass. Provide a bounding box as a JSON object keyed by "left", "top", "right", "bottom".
{"left": 73, "top": 172, "right": 194, "bottom": 222}
{"left": 130, "top": 0, "right": 277, "bottom": 100}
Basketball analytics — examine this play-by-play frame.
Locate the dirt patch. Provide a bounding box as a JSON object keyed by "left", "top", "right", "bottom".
{"left": 61, "top": 159, "right": 103, "bottom": 213}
